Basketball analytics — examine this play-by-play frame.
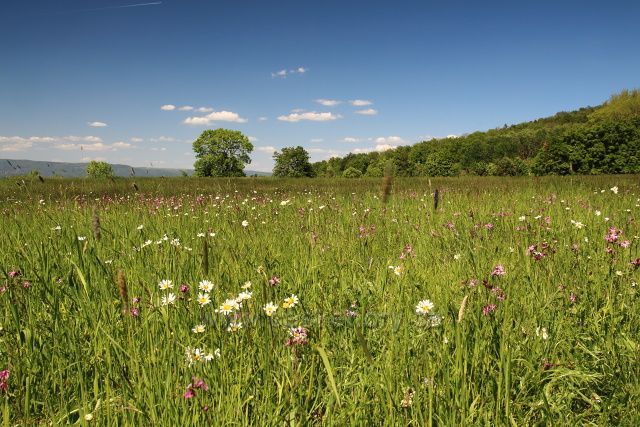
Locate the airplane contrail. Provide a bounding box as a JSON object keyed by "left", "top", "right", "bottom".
{"left": 58, "top": 2, "right": 163, "bottom": 14}
{"left": 102, "top": 2, "right": 163, "bottom": 10}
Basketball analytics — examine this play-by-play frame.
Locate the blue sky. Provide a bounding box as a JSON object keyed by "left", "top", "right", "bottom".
{"left": 1, "top": 0, "right": 639, "bottom": 171}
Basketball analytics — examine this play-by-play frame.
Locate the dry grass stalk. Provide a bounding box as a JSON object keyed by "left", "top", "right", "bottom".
{"left": 92, "top": 207, "right": 101, "bottom": 241}
{"left": 457, "top": 295, "right": 469, "bottom": 323}
{"left": 117, "top": 269, "right": 129, "bottom": 315}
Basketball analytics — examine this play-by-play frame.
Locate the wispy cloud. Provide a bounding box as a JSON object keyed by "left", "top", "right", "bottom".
{"left": 149, "top": 136, "right": 177, "bottom": 142}
{"left": 183, "top": 110, "right": 248, "bottom": 125}
{"left": 355, "top": 108, "right": 378, "bottom": 116}
{"left": 87, "top": 121, "right": 108, "bottom": 127}
{"left": 255, "top": 146, "right": 277, "bottom": 153}
{"left": 315, "top": 99, "right": 341, "bottom": 107}
{"left": 350, "top": 99, "right": 373, "bottom": 106}
{"left": 342, "top": 137, "right": 363, "bottom": 143}
{"left": 271, "top": 66, "right": 308, "bottom": 78}
{"left": 277, "top": 111, "right": 341, "bottom": 122}
{"left": 160, "top": 104, "right": 176, "bottom": 111}
{"left": 0, "top": 135, "right": 104, "bottom": 153}
{"left": 178, "top": 106, "right": 194, "bottom": 111}
{"left": 375, "top": 136, "right": 406, "bottom": 144}
{"left": 56, "top": 142, "right": 131, "bottom": 152}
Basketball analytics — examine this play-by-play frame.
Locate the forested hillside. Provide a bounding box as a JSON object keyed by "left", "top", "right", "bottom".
{"left": 312, "top": 89, "right": 640, "bottom": 177}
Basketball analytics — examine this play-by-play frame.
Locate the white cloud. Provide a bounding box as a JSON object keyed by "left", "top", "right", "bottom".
{"left": 352, "top": 148, "right": 371, "bottom": 154}
{"left": 131, "top": 137, "right": 144, "bottom": 143}
{"left": 255, "top": 146, "right": 277, "bottom": 153}
{"left": 183, "top": 110, "right": 248, "bottom": 125}
{"left": 374, "top": 136, "right": 406, "bottom": 144}
{"left": 160, "top": 104, "right": 176, "bottom": 111}
{"left": 88, "top": 121, "right": 108, "bottom": 127}
{"left": 310, "top": 138, "right": 324, "bottom": 143}
{"left": 112, "top": 141, "right": 132, "bottom": 149}
{"left": 271, "top": 66, "right": 307, "bottom": 78}
{"left": 350, "top": 99, "right": 373, "bottom": 106}
{"left": 315, "top": 99, "right": 341, "bottom": 107}
{"left": 375, "top": 143, "right": 396, "bottom": 152}
{"left": 355, "top": 108, "right": 378, "bottom": 116}
{"left": 446, "top": 134, "right": 459, "bottom": 138}
{"left": 258, "top": 116, "right": 268, "bottom": 121}
{"left": 0, "top": 141, "right": 32, "bottom": 152}
{"left": 248, "top": 136, "right": 258, "bottom": 142}
{"left": 196, "top": 107, "right": 213, "bottom": 113}
{"left": 277, "top": 111, "right": 341, "bottom": 122}
{"left": 56, "top": 142, "right": 112, "bottom": 152}
{"left": 342, "top": 137, "right": 362, "bottom": 143}
{"left": 352, "top": 144, "right": 398, "bottom": 154}
{"left": 178, "top": 105, "right": 194, "bottom": 111}
{"left": 290, "top": 108, "right": 306, "bottom": 113}
{"left": 0, "top": 135, "right": 104, "bottom": 153}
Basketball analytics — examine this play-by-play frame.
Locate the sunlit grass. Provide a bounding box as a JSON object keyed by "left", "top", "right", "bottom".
{"left": 1, "top": 175, "right": 639, "bottom": 424}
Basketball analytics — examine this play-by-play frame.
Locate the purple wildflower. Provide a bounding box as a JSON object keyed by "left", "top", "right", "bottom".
{"left": 0, "top": 370, "right": 9, "bottom": 392}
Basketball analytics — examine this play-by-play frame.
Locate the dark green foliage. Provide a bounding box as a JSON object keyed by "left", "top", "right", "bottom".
{"left": 310, "top": 89, "right": 640, "bottom": 178}
{"left": 342, "top": 166, "right": 363, "bottom": 178}
{"left": 272, "top": 146, "right": 315, "bottom": 177}
{"left": 192, "top": 128, "right": 253, "bottom": 177}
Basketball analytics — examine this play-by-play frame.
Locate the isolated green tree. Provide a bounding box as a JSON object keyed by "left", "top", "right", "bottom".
{"left": 192, "top": 129, "right": 253, "bottom": 177}
{"left": 272, "top": 146, "right": 315, "bottom": 177}
{"left": 86, "top": 161, "right": 114, "bottom": 178}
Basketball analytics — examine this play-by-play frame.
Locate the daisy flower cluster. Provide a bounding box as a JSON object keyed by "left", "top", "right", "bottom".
{"left": 158, "top": 279, "right": 176, "bottom": 306}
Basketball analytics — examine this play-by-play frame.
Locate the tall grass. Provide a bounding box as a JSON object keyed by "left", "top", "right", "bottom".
{"left": 1, "top": 175, "right": 639, "bottom": 424}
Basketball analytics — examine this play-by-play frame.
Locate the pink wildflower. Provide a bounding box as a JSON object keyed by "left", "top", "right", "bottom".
{"left": 268, "top": 276, "right": 281, "bottom": 286}
{"left": 491, "top": 264, "right": 506, "bottom": 276}
{"left": 482, "top": 304, "right": 497, "bottom": 316}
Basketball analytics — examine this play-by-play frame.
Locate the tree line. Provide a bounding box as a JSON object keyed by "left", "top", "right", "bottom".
{"left": 83, "top": 89, "right": 640, "bottom": 179}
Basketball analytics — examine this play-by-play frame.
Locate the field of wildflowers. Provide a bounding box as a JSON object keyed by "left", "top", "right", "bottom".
{"left": 1, "top": 175, "right": 639, "bottom": 425}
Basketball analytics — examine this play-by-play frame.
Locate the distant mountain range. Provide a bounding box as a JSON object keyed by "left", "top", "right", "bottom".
{"left": 0, "top": 159, "right": 271, "bottom": 178}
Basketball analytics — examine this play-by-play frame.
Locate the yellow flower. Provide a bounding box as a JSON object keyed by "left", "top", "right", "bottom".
{"left": 282, "top": 294, "right": 299, "bottom": 309}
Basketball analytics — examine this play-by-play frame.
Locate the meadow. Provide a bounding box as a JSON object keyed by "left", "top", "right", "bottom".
{"left": 1, "top": 175, "right": 639, "bottom": 425}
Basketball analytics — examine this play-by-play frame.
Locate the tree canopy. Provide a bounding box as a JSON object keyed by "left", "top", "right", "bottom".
{"left": 192, "top": 129, "right": 253, "bottom": 177}
{"left": 272, "top": 146, "right": 315, "bottom": 177}
{"left": 307, "top": 89, "right": 640, "bottom": 178}
{"left": 86, "top": 161, "right": 114, "bottom": 178}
